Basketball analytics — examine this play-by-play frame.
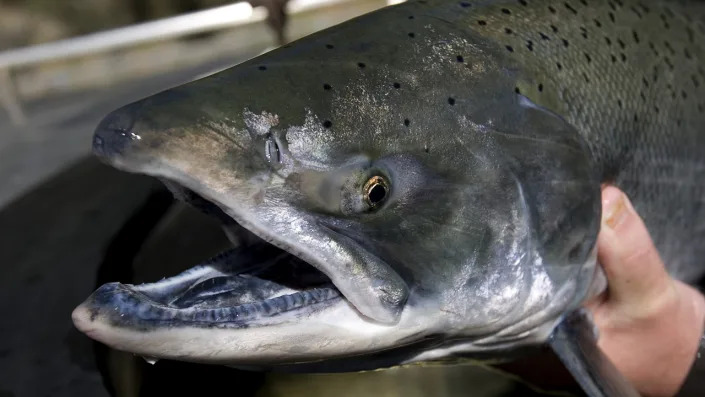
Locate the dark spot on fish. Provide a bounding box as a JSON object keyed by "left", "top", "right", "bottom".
{"left": 323, "top": 83, "right": 332, "bottom": 91}
{"left": 424, "top": 145, "right": 430, "bottom": 153}
{"left": 654, "top": 105, "right": 659, "bottom": 113}
{"left": 642, "top": 77, "right": 648, "bottom": 88}
{"left": 617, "top": 39, "right": 625, "bottom": 49}
{"left": 664, "top": 56, "right": 673, "bottom": 70}
{"left": 506, "top": 45, "right": 514, "bottom": 52}
{"left": 565, "top": 2, "right": 577, "bottom": 14}
{"left": 682, "top": 90, "right": 687, "bottom": 99}
{"left": 630, "top": 6, "right": 642, "bottom": 18}
{"left": 393, "top": 82, "right": 401, "bottom": 89}
{"left": 526, "top": 40, "right": 534, "bottom": 51}
{"left": 620, "top": 53, "right": 626, "bottom": 62}
{"left": 584, "top": 52, "right": 591, "bottom": 63}
{"left": 322, "top": 120, "right": 333, "bottom": 129}
{"left": 515, "top": 87, "right": 521, "bottom": 94}
{"left": 610, "top": 54, "right": 617, "bottom": 63}
{"left": 408, "top": 15, "right": 415, "bottom": 19}
{"left": 594, "top": 19, "right": 602, "bottom": 27}
{"left": 684, "top": 49, "right": 692, "bottom": 60}
{"left": 661, "top": 14, "right": 670, "bottom": 29}
{"left": 562, "top": 39, "right": 569, "bottom": 47}
{"left": 605, "top": 37, "right": 612, "bottom": 46}
{"left": 357, "top": 62, "right": 366, "bottom": 68}
{"left": 640, "top": 92, "right": 646, "bottom": 101}
{"left": 477, "top": 20, "right": 487, "bottom": 26}
{"left": 648, "top": 41, "right": 656, "bottom": 52}
{"left": 609, "top": 1, "right": 616, "bottom": 11}
{"left": 502, "top": 8, "right": 511, "bottom": 14}
{"left": 664, "top": 41, "right": 674, "bottom": 55}
{"left": 505, "top": 27, "right": 513, "bottom": 34}
{"left": 548, "top": 6, "right": 556, "bottom": 13}
{"left": 617, "top": 99, "right": 623, "bottom": 108}
{"left": 580, "top": 27, "right": 588, "bottom": 39}
{"left": 460, "top": 1, "right": 471, "bottom": 8}
{"left": 448, "top": 97, "right": 456, "bottom": 105}
{"left": 538, "top": 83, "right": 543, "bottom": 92}
{"left": 258, "top": 65, "right": 267, "bottom": 71}
{"left": 551, "top": 24, "right": 558, "bottom": 33}
{"left": 633, "top": 114, "right": 638, "bottom": 122}
{"left": 556, "top": 62, "right": 563, "bottom": 70}
{"left": 677, "top": 119, "right": 682, "bottom": 127}
{"left": 326, "top": 44, "right": 334, "bottom": 49}
{"left": 698, "top": 104, "right": 704, "bottom": 112}
{"left": 693, "top": 76, "right": 700, "bottom": 88}
{"left": 539, "top": 32, "right": 550, "bottom": 40}
{"left": 583, "top": 72, "right": 589, "bottom": 83}
{"left": 609, "top": 12, "right": 615, "bottom": 23}
{"left": 632, "top": 30, "right": 639, "bottom": 43}
{"left": 404, "top": 118, "right": 410, "bottom": 127}
{"left": 686, "top": 27, "right": 694, "bottom": 43}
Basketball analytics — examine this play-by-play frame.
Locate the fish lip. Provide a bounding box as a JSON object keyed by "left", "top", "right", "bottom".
{"left": 76, "top": 283, "right": 342, "bottom": 330}
{"left": 74, "top": 247, "right": 344, "bottom": 331}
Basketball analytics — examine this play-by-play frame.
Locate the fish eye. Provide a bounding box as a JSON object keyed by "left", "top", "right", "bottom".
{"left": 265, "top": 137, "right": 280, "bottom": 164}
{"left": 363, "top": 176, "right": 389, "bottom": 208}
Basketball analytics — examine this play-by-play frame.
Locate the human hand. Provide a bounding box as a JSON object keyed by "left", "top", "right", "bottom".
{"left": 585, "top": 186, "right": 705, "bottom": 397}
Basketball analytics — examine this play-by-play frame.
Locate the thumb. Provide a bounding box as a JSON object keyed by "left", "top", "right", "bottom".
{"left": 597, "top": 186, "right": 673, "bottom": 310}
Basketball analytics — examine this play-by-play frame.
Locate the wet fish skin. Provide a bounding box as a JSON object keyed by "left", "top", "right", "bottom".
{"left": 455, "top": 0, "right": 705, "bottom": 281}
{"left": 74, "top": 0, "right": 705, "bottom": 383}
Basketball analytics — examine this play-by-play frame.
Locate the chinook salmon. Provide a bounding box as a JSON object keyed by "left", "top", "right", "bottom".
{"left": 73, "top": 0, "right": 705, "bottom": 395}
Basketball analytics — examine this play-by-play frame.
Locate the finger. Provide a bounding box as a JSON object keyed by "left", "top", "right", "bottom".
{"left": 597, "top": 186, "right": 672, "bottom": 307}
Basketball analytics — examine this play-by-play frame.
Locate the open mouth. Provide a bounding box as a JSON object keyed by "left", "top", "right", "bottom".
{"left": 84, "top": 183, "right": 343, "bottom": 329}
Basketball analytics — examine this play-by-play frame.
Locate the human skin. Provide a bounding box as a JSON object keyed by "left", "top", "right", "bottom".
{"left": 584, "top": 186, "right": 705, "bottom": 397}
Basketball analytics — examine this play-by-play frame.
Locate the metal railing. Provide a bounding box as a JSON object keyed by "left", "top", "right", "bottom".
{"left": 0, "top": 0, "right": 400, "bottom": 126}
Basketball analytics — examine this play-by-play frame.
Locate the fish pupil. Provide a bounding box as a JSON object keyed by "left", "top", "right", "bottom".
{"left": 368, "top": 184, "right": 387, "bottom": 205}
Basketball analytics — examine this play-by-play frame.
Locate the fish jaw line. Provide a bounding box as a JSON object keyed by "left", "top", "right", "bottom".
{"left": 71, "top": 294, "right": 434, "bottom": 366}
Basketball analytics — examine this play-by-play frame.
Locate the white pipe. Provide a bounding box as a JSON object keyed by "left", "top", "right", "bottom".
{"left": 0, "top": 0, "right": 366, "bottom": 69}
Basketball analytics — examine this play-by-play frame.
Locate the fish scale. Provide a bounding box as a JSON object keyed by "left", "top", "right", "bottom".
{"left": 414, "top": 0, "right": 705, "bottom": 281}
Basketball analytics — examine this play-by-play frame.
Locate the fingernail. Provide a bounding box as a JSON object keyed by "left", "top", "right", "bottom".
{"left": 602, "top": 187, "right": 629, "bottom": 229}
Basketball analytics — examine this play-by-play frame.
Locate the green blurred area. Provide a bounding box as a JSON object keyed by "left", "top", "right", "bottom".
{"left": 0, "top": 0, "right": 233, "bottom": 50}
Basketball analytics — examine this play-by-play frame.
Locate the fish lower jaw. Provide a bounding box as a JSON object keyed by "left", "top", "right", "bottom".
{"left": 71, "top": 295, "right": 421, "bottom": 366}
{"left": 78, "top": 281, "right": 342, "bottom": 328}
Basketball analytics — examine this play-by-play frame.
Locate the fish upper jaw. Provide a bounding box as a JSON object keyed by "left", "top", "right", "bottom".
{"left": 214, "top": 197, "right": 410, "bottom": 324}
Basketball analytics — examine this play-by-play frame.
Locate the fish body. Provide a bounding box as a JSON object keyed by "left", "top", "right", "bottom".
{"left": 460, "top": 0, "right": 705, "bottom": 282}
{"left": 73, "top": 0, "right": 705, "bottom": 392}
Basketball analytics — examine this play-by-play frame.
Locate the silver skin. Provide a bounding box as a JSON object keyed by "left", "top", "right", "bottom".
{"left": 73, "top": 1, "right": 602, "bottom": 369}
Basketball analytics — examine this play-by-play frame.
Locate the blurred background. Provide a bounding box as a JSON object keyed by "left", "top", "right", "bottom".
{"left": 0, "top": 1, "right": 567, "bottom": 396}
